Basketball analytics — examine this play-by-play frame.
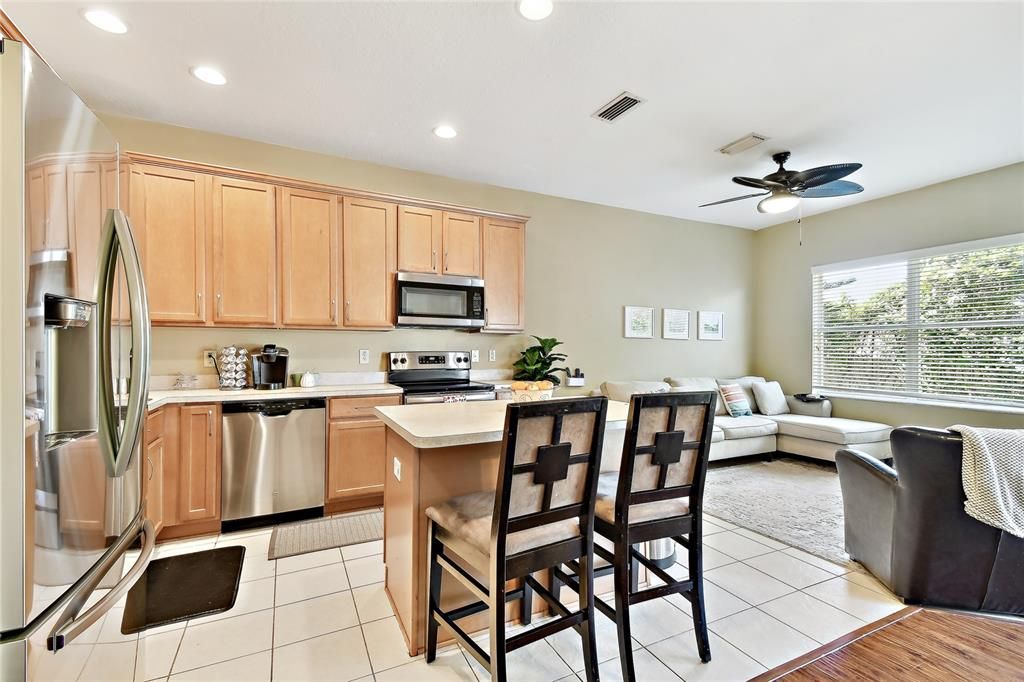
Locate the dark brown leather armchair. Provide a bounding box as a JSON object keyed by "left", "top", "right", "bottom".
{"left": 836, "top": 426, "right": 1024, "bottom": 617}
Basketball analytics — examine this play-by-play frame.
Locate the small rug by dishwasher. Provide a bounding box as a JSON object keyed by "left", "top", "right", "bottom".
{"left": 704, "top": 457, "right": 853, "bottom": 567}
{"left": 269, "top": 509, "right": 383, "bottom": 560}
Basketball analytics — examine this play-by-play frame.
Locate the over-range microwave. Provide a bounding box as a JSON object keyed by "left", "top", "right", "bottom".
{"left": 396, "top": 272, "right": 485, "bottom": 328}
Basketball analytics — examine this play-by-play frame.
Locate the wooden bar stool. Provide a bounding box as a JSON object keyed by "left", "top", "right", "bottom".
{"left": 424, "top": 397, "right": 609, "bottom": 682}
{"left": 551, "top": 390, "right": 718, "bottom": 681}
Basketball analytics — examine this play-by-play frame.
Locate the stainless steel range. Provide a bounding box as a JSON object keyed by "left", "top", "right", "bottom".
{"left": 388, "top": 351, "right": 496, "bottom": 404}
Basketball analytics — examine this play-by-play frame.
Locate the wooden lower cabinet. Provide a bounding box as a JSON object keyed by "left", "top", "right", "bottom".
{"left": 326, "top": 395, "right": 399, "bottom": 512}
{"left": 144, "top": 436, "right": 166, "bottom": 535}
{"left": 179, "top": 404, "right": 221, "bottom": 522}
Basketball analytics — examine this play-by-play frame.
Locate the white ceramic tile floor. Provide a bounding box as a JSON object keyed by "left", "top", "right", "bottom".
{"left": 66, "top": 513, "right": 904, "bottom": 681}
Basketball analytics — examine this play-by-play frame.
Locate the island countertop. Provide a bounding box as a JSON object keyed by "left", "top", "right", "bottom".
{"left": 375, "top": 398, "right": 629, "bottom": 449}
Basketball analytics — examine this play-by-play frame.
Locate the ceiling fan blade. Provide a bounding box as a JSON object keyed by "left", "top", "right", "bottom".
{"left": 732, "top": 176, "right": 785, "bottom": 190}
{"left": 790, "top": 163, "right": 862, "bottom": 189}
{"left": 698, "top": 192, "right": 769, "bottom": 208}
{"left": 795, "top": 180, "right": 864, "bottom": 198}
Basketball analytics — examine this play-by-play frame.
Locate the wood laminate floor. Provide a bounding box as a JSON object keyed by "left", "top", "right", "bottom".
{"left": 759, "top": 607, "right": 1024, "bottom": 681}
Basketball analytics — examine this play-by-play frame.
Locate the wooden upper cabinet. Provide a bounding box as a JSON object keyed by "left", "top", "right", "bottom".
{"left": 482, "top": 218, "right": 526, "bottom": 332}
{"left": 397, "top": 205, "right": 442, "bottom": 274}
{"left": 342, "top": 196, "right": 397, "bottom": 328}
{"left": 179, "top": 404, "right": 220, "bottom": 522}
{"left": 211, "top": 176, "right": 277, "bottom": 326}
{"left": 65, "top": 163, "right": 104, "bottom": 301}
{"left": 131, "top": 165, "right": 208, "bottom": 324}
{"left": 279, "top": 188, "right": 339, "bottom": 327}
{"left": 26, "top": 164, "right": 70, "bottom": 253}
{"left": 441, "top": 212, "right": 482, "bottom": 277}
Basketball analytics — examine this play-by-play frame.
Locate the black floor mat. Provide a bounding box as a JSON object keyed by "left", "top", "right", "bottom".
{"left": 121, "top": 546, "right": 245, "bottom": 634}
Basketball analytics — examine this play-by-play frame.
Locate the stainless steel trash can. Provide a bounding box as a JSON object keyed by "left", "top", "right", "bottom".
{"left": 645, "top": 538, "right": 677, "bottom": 568}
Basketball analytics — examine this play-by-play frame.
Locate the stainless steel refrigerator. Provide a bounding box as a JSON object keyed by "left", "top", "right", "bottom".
{"left": 0, "top": 39, "right": 154, "bottom": 680}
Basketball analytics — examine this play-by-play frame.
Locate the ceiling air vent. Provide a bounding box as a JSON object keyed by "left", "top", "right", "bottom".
{"left": 717, "top": 133, "right": 770, "bottom": 155}
{"left": 592, "top": 92, "right": 644, "bottom": 122}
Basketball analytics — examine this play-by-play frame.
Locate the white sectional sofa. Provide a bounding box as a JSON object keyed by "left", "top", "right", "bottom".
{"left": 598, "top": 376, "right": 892, "bottom": 463}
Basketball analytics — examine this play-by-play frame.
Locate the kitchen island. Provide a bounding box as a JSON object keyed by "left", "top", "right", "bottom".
{"left": 375, "top": 398, "right": 629, "bottom": 656}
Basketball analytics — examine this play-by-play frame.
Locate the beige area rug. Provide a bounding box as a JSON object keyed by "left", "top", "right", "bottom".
{"left": 704, "top": 458, "right": 853, "bottom": 567}
{"left": 269, "top": 510, "right": 383, "bottom": 560}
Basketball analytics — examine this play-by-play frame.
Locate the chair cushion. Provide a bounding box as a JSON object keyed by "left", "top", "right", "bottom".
{"left": 752, "top": 381, "right": 789, "bottom": 416}
{"left": 600, "top": 381, "right": 670, "bottom": 403}
{"left": 594, "top": 472, "right": 690, "bottom": 525}
{"left": 718, "top": 384, "right": 753, "bottom": 417}
{"left": 425, "top": 490, "right": 580, "bottom": 556}
{"left": 715, "top": 415, "right": 779, "bottom": 439}
{"left": 664, "top": 376, "right": 727, "bottom": 416}
{"left": 766, "top": 414, "right": 892, "bottom": 445}
{"left": 716, "top": 376, "right": 767, "bottom": 412}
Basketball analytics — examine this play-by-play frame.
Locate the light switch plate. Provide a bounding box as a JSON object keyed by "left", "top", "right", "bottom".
{"left": 471, "top": 350, "right": 480, "bottom": 363}
{"left": 488, "top": 349, "right": 497, "bottom": 362}
{"left": 203, "top": 350, "right": 217, "bottom": 368}
{"left": 393, "top": 457, "right": 401, "bottom": 481}
{"left": 359, "top": 349, "right": 370, "bottom": 364}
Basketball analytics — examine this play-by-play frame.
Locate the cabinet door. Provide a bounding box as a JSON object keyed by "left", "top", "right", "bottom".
{"left": 57, "top": 438, "right": 106, "bottom": 539}
{"left": 327, "top": 419, "right": 386, "bottom": 501}
{"left": 397, "top": 205, "right": 441, "bottom": 274}
{"left": 211, "top": 176, "right": 277, "bottom": 325}
{"left": 179, "top": 404, "right": 220, "bottom": 522}
{"left": 144, "top": 437, "right": 165, "bottom": 535}
{"left": 342, "top": 196, "right": 397, "bottom": 328}
{"left": 66, "top": 162, "right": 104, "bottom": 300}
{"left": 26, "top": 167, "right": 46, "bottom": 253}
{"left": 43, "top": 165, "right": 70, "bottom": 250}
{"left": 482, "top": 218, "right": 526, "bottom": 331}
{"left": 131, "top": 165, "right": 208, "bottom": 323}
{"left": 441, "top": 212, "right": 481, "bottom": 277}
{"left": 279, "top": 187, "right": 339, "bottom": 326}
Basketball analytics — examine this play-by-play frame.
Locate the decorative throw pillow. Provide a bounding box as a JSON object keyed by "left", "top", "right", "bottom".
{"left": 752, "top": 381, "right": 789, "bottom": 416}
{"left": 719, "top": 383, "right": 753, "bottom": 417}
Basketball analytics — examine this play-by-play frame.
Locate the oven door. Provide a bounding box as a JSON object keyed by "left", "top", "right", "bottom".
{"left": 396, "top": 273, "right": 485, "bottom": 328}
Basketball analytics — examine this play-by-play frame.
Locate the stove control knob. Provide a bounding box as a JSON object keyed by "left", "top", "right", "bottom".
{"left": 399, "top": 357, "right": 408, "bottom": 365}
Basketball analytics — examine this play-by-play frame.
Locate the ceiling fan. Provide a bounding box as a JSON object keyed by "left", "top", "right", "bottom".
{"left": 700, "top": 151, "right": 863, "bottom": 214}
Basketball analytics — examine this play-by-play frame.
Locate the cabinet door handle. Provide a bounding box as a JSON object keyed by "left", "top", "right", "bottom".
{"left": 345, "top": 300, "right": 351, "bottom": 321}
{"left": 207, "top": 409, "right": 213, "bottom": 437}
{"left": 216, "top": 292, "right": 222, "bottom": 316}
{"left": 330, "top": 298, "right": 336, "bottom": 322}
{"left": 147, "top": 456, "right": 154, "bottom": 481}
{"left": 431, "top": 250, "right": 436, "bottom": 271}
{"left": 443, "top": 251, "right": 448, "bottom": 271}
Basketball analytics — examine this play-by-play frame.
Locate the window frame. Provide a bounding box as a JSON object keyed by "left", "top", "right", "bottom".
{"left": 811, "top": 233, "right": 1024, "bottom": 410}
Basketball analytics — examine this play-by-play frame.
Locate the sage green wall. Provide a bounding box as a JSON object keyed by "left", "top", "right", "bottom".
{"left": 752, "top": 162, "right": 1024, "bottom": 428}
{"left": 100, "top": 115, "right": 756, "bottom": 386}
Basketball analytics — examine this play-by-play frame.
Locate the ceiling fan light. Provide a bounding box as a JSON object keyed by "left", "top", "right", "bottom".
{"left": 757, "top": 191, "right": 800, "bottom": 214}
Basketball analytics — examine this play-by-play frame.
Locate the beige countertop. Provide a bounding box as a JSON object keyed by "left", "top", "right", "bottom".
{"left": 375, "top": 398, "right": 629, "bottom": 449}
{"left": 147, "top": 383, "right": 402, "bottom": 409}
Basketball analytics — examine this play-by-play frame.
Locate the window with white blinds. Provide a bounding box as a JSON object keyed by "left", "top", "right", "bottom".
{"left": 811, "top": 235, "right": 1024, "bottom": 408}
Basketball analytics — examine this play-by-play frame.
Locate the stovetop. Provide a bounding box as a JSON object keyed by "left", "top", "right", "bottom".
{"left": 395, "top": 380, "right": 495, "bottom": 395}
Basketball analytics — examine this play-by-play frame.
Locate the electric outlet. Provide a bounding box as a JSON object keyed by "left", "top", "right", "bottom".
{"left": 393, "top": 457, "right": 402, "bottom": 481}
{"left": 359, "top": 349, "right": 370, "bottom": 365}
{"left": 471, "top": 350, "right": 480, "bottom": 363}
{"left": 488, "top": 349, "right": 497, "bottom": 362}
{"left": 203, "top": 350, "right": 217, "bottom": 368}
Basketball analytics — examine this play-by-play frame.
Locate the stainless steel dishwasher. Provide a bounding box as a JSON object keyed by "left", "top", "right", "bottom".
{"left": 221, "top": 398, "right": 326, "bottom": 522}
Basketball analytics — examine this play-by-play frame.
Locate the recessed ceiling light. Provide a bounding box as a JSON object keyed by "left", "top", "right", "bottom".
{"left": 191, "top": 66, "right": 227, "bottom": 86}
{"left": 83, "top": 9, "right": 127, "bottom": 34}
{"left": 517, "top": 0, "right": 553, "bottom": 21}
{"left": 433, "top": 125, "right": 457, "bottom": 139}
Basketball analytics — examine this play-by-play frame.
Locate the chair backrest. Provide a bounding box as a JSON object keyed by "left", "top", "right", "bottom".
{"left": 614, "top": 391, "right": 717, "bottom": 522}
{"left": 491, "top": 397, "right": 609, "bottom": 555}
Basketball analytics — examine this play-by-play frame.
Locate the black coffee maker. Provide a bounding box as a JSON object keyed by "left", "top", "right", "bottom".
{"left": 251, "top": 344, "right": 289, "bottom": 390}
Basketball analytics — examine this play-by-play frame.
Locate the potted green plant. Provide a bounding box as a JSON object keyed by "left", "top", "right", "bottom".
{"left": 510, "top": 336, "right": 569, "bottom": 401}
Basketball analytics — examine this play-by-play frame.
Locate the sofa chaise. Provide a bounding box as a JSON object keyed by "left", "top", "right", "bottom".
{"left": 598, "top": 376, "right": 892, "bottom": 463}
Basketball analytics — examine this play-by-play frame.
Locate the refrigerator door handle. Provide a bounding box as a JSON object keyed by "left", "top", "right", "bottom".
{"left": 46, "top": 516, "right": 155, "bottom": 651}
{"left": 96, "top": 208, "right": 151, "bottom": 477}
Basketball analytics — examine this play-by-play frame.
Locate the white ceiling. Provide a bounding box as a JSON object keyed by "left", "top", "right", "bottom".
{"left": 7, "top": 1, "right": 1022, "bottom": 229}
